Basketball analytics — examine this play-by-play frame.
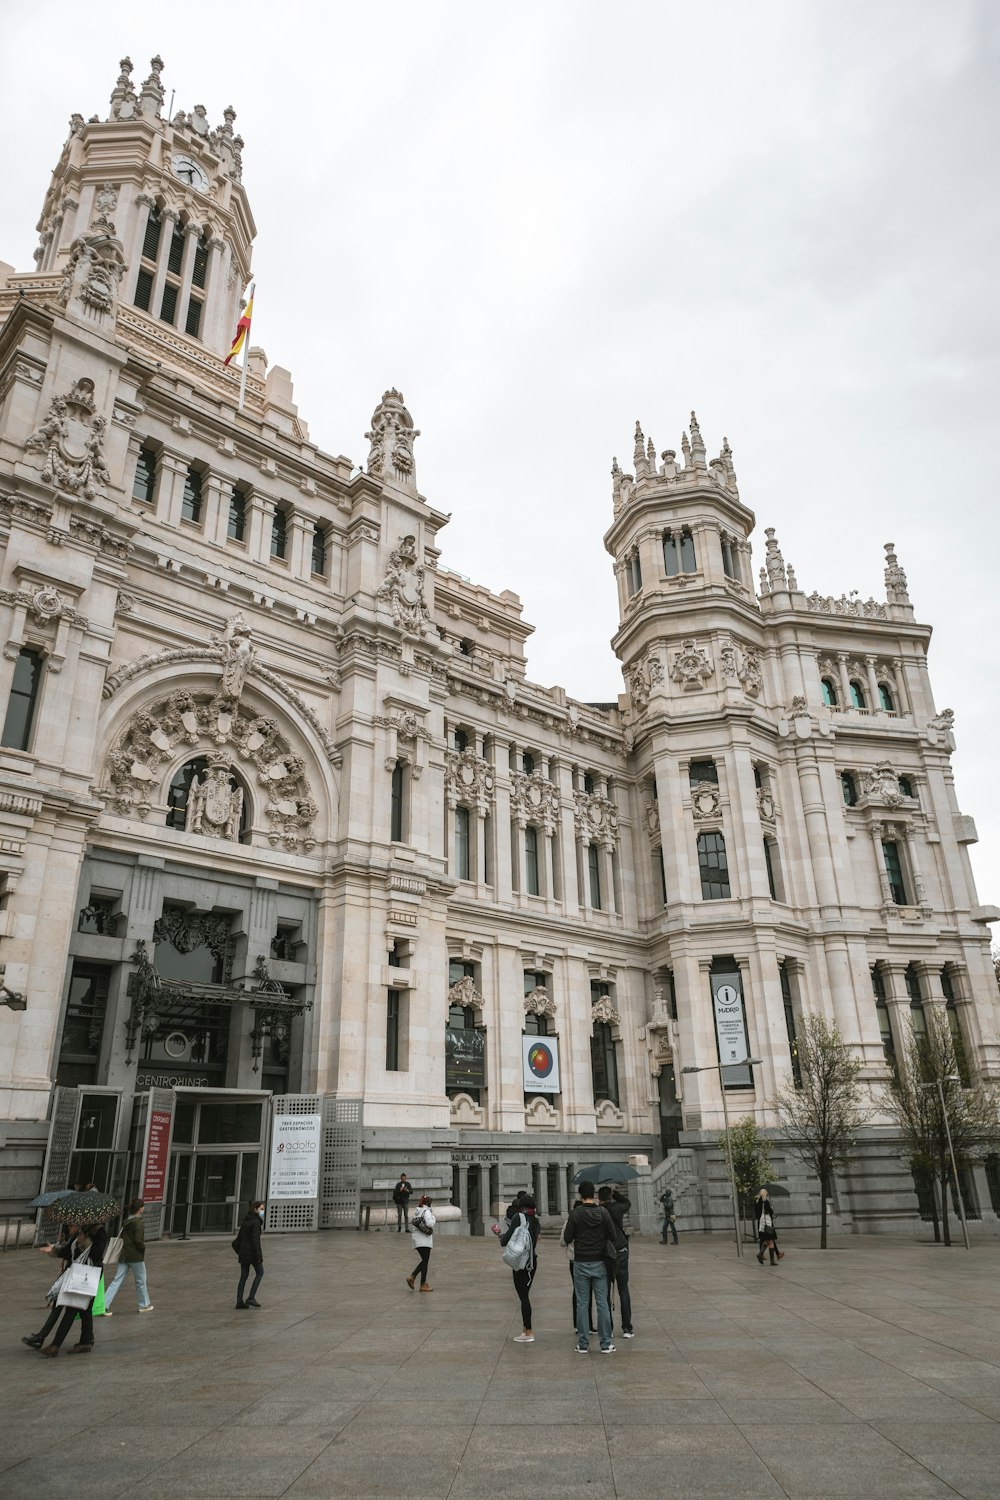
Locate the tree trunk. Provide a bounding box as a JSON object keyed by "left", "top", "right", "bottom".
{"left": 820, "top": 1183, "right": 828, "bottom": 1249}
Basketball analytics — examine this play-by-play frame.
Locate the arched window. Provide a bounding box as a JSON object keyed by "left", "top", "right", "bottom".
{"left": 840, "top": 772, "right": 858, "bottom": 807}
{"left": 271, "top": 505, "right": 288, "bottom": 560}
{"left": 165, "top": 757, "right": 250, "bottom": 842}
{"left": 664, "top": 527, "right": 696, "bottom": 576}
{"left": 181, "top": 466, "right": 203, "bottom": 525}
{"left": 898, "top": 775, "right": 915, "bottom": 799}
{"left": 697, "top": 831, "right": 731, "bottom": 900}
{"left": 820, "top": 678, "right": 838, "bottom": 708}
{"left": 625, "top": 552, "right": 642, "bottom": 596}
{"left": 849, "top": 679, "right": 866, "bottom": 709}
{"left": 311, "top": 523, "right": 327, "bottom": 576}
{"left": 132, "top": 445, "right": 158, "bottom": 505}
{"left": 720, "top": 534, "right": 740, "bottom": 582}
{"left": 878, "top": 682, "right": 895, "bottom": 712}
{"left": 228, "top": 485, "right": 247, "bottom": 542}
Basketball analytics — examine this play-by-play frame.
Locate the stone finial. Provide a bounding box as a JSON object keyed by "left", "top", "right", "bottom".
{"left": 633, "top": 420, "right": 647, "bottom": 477}
{"left": 139, "top": 56, "right": 165, "bottom": 119}
{"left": 883, "top": 542, "right": 910, "bottom": 605}
{"left": 689, "top": 410, "right": 707, "bottom": 467}
{"left": 680, "top": 429, "right": 692, "bottom": 467}
{"left": 759, "top": 565, "right": 770, "bottom": 596}
{"left": 109, "top": 57, "right": 138, "bottom": 119}
{"left": 763, "top": 527, "right": 788, "bottom": 591}
{"left": 366, "top": 388, "right": 420, "bottom": 489}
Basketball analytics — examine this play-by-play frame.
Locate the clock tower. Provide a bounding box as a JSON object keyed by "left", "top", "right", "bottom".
{"left": 31, "top": 55, "right": 255, "bottom": 360}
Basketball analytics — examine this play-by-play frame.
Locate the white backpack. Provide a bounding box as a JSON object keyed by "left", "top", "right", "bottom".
{"left": 501, "top": 1212, "right": 534, "bottom": 1271}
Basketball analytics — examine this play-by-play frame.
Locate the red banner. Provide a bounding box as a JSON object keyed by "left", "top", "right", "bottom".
{"left": 142, "top": 1109, "right": 172, "bottom": 1202}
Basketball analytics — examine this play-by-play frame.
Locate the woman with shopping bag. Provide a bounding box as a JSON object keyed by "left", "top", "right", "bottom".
{"left": 21, "top": 1223, "right": 82, "bottom": 1349}
{"left": 40, "top": 1221, "right": 108, "bottom": 1356}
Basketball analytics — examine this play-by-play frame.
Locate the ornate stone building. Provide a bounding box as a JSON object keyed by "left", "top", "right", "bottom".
{"left": 1, "top": 58, "right": 997, "bottom": 1237}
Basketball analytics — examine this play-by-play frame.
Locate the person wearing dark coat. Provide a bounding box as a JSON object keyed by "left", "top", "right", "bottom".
{"left": 235, "top": 1200, "right": 265, "bottom": 1308}
{"left": 562, "top": 1181, "right": 617, "bottom": 1354}
{"left": 754, "top": 1188, "right": 784, "bottom": 1265}
{"left": 39, "top": 1223, "right": 108, "bottom": 1355}
{"left": 599, "top": 1186, "right": 634, "bottom": 1338}
{"left": 498, "top": 1193, "right": 541, "bottom": 1343}
{"left": 660, "top": 1186, "right": 679, "bottom": 1244}
{"left": 104, "top": 1198, "right": 152, "bottom": 1312}
{"left": 22, "top": 1223, "right": 81, "bottom": 1349}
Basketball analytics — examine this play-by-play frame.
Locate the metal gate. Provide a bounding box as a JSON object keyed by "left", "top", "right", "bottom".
{"left": 266, "top": 1094, "right": 321, "bottom": 1232}
{"left": 320, "top": 1096, "right": 362, "bottom": 1228}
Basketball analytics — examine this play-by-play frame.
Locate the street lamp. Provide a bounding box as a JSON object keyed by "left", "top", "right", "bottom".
{"left": 918, "top": 1075, "right": 971, "bottom": 1251}
{"left": 683, "top": 1058, "right": 763, "bottom": 1258}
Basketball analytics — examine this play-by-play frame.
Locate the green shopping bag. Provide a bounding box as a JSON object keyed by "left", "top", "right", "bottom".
{"left": 78, "top": 1272, "right": 107, "bottom": 1321}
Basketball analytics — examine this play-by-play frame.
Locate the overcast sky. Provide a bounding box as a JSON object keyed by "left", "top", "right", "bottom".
{"left": 2, "top": 1, "right": 998, "bottom": 929}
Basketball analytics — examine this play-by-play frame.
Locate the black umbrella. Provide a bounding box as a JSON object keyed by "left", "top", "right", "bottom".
{"left": 573, "top": 1163, "right": 640, "bottom": 1185}
{"left": 762, "top": 1183, "right": 790, "bottom": 1198}
{"left": 43, "top": 1191, "right": 119, "bottom": 1225}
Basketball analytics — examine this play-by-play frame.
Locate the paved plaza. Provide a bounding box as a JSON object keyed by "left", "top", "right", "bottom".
{"left": 2, "top": 1229, "right": 1000, "bottom": 1498}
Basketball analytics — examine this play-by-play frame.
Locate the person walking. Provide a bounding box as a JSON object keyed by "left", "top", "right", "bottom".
{"left": 660, "top": 1187, "right": 679, "bottom": 1244}
{"left": 562, "top": 1179, "right": 617, "bottom": 1354}
{"left": 103, "top": 1199, "right": 153, "bottom": 1314}
{"left": 235, "top": 1200, "right": 265, "bottom": 1308}
{"left": 599, "top": 1186, "right": 634, "bottom": 1339}
{"left": 393, "top": 1172, "right": 413, "bottom": 1232}
{"left": 754, "top": 1188, "right": 784, "bottom": 1265}
{"left": 498, "top": 1191, "right": 540, "bottom": 1343}
{"left": 22, "top": 1223, "right": 82, "bottom": 1348}
{"left": 406, "top": 1195, "right": 435, "bottom": 1291}
{"left": 39, "top": 1222, "right": 108, "bottom": 1356}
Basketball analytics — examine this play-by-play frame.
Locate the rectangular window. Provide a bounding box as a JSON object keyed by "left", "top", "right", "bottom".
{"left": 656, "top": 846, "right": 668, "bottom": 905}
{"left": 132, "top": 444, "right": 157, "bottom": 504}
{"left": 1, "top": 647, "right": 43, "bottom": 751}
{"left": 455, "top": 806, "right": 471, "bottom": 881}
{"left": 882, "top": 840, "right": 908, "bottom": 905}
{"left": 482, "top": 814, "right": 492, "bottom": 884}
{"left": 160, "top": 281, "right": 179, "bottom": 325}
{"left": 454, "top": 728, "right": 469, "bottom": 752}
{"left": 525, "top": 826, "right": 540, "bottom": 895}
{"left": 904, "top": 964, "right": 926, "bottom": 1038}
{"left": 185, "top": 297, "right": 203, "bottom": 338}
{"left": 697, "top": 831, "right": 731, "bottom": 900}
{"left": 134, "top": 267, "right": 154, "bottom": 311}
{"left": 871, "top": 966, "right": 895, "bottom": 1062}
{"left": 763, "top": 838, "right": 782, "bottom": 901}
{"left": 588, "top": 843, "right": 602, "bottom": 909}
{"left": 688, "top": 759, "right": 718, "bottom": 787}
{"left": 167, "top": 223, "right": 185, "bottom": 275}
{"left": 181, "top": 467, "right": 203, "bottom": 524}
{"left": 591, "top": 1022, "right": 620, "bottom": 1105}
{"left": 228, "top": 488, "right": 246, "bottom": 541}
{"left": 778, "top": 961, "right": 802, "bottom": 1088}
{"left": 386, "top": 989, "right": 401, "bottom": 1071}
{"left": 390, "top": 762, "right": 405, "bottom": 842}
{"left": 721, "top": 536, "right": 740, "bottom": 581}
{"left": 141, "top": 210, "right": 162, "bottom": 263}
{"left": 679, "top": 530, "right": 696, "bottom": 572}
{"left": 626, "top": 553, "right": 642, "bottom": 596}
{"left": 57, "top": 962, "right": 111, "bottom": 1086}
{"left": 192, "top": 236, "right": 209, "bottom": 289}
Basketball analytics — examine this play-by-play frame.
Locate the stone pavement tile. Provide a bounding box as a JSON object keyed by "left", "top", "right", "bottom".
{"left": 1, "top": 1458, "right": 139, "bottom": 1500}
{"left": 721, "top": 1396, "right": 860, "bottom": 1424}
{"left": 230, "top": 1398, "right": 365, "bottom": 1431}
{"left": 130, "top": 1427, "right": 336, "bottom": 1499}
{"left": 606, "top": 1425, "right": 784, "bottom": 1498}
{"left": 837, "top": 1392, "right": 994, "bottom": 1422}
{"left": 49, "top": 1424, "right": 214, "bottom": 1459}
{"left": 739, "top": 1422, "right": 959, "bottom": 1497}
{"left": 590, "top": 1363, "right": 715, "bottom": 1398}
{"left": 475, "top": 1397, "right": 602, "bottom": 1425}
{"left": 340, "top": 1398, "right": 485, "bottom": 1429}
{"left": 450, "top": 1428, "right": 614, "bottom": 1499}
{"left": 599, "top": 1396, "right": 733, "bottom": 1426}
{"left": 691, "top": 1363, "right": 823, "bottom": 1399}
{"left": 284, "top": 1427, "right": 471, "bottom": 1498}
{"left": 871, "top": 1421, "right": 1000, "bottom": 1499}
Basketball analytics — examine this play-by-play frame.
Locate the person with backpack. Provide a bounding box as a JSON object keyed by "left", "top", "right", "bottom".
{"left": 392, "top": 1172, "right": 413, "bottom": 1232}
{"left": 562, "top": 1179, "right": 617, "bottom": 1354}
{"left": 234, "top": 1200, "right": 265, "bottom": 1308}
{"left": 498, "top": 1191, "right": 540, "bottom": 1343}
{"left": 660, "top": 1186, "right": 679, "bottom": 1244}
{"left": 598, "top": 1186, "right": 634, "bottom": 1339}
{"left": 406, "top": 1195, "right": 436, "bottom": 1291}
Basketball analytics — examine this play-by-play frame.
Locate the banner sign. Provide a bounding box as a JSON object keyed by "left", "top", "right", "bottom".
{"left": 522, "top": 1034, "right": 561, "bottom": 1094}
{"left": 445, "top": 1026, "right": 486, "bottom": 1092}
{"left": 268, "top": 1112, "right": 322, "bottom": 1200}
{"left": 141, "top": 1108, "right": 173, "bottom": 1202}
{"left": 710, "top": 967, "right": 752, "bottom": 1087}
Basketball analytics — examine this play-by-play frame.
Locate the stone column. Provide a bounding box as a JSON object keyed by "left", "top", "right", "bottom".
{"left": 870, "top": 822, "right": 894, "bottom": 907}
{"left": 865, "top": 656, "right": 881, "bottom": 713}
{"left": 288, "top": 514, "right": 313, "bottom": 580}
{"left": 902, "top": 826, "right": 931, "bottom": 911}
{"left": 882, "top": 962, "right": 914, "bottom": 1071}
{"left": 891, "top": 658, "right": 910, "bottom": 715}
{"left": 175, "top": 221, "right": 202, "bottom": 334}
{"left": 158, "top": 451, "right": 190, "bottom": 530}
{"left": 149, "top": 207, "right": 179, "bottom": 318}
{"left": 126, "top": 193, "right": 157, "bottom": 301}
{"left": 836, "top": 651, "right": 852, "bottom": 709}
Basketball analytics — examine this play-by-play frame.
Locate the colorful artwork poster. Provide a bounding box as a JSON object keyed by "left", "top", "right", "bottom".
{"left": 522, "top": 1033, "right": 560, "bottom": 1094}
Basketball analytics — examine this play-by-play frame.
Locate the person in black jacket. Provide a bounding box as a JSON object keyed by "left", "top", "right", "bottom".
{"left": 22, "top": 1222, "right": 81, "bottom": 1349}
{"left": 562, "top": 1181, "right": 617, "bottom": 1354}
{"left": 235, "top": 1200, "right": 265, "bottom": 1308}
{"left": 39, "top": 1222, "right": 108, "bottom": 1355}
{"left": 498, "top": 1193, "right": 541, "bottom": 1344}
{"left": 754, "top": 1188, "right": 784, "bottom": 1265}
{"left": 598, "top": 1186, "right": 634, "bottom": 1338}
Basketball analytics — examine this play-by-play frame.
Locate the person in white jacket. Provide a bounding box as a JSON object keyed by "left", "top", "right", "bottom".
{"left": 406, "top": 1195, "right": 436, "bottom": 1291}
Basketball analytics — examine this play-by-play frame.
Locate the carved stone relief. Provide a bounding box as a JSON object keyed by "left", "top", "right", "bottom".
{"left": 376, "top": 534, "right": 433, "bottom": 637}
{"left": 573, "top": 790, "right": 619, "bottom": 851}
{"left": 444, "top": 748, "right": 496, "bottom": 815}
{"left": 671, "top": 639, "right": 713, "bottom": 692}
{"left": 25, "top": 379, "right": 112, "bottom": 499}
{"left": 690, "top": 782, "right": 722, "bottom": 821}
{"left": 213, "top": 610, "right": 255, "bottom": 700}
{"left": 448, "top": 975, "right": 484, "bottom": 1014}
{"left": 756, "top": 785, "right": 777, "bottom": 823}
{"left": 185, "top": 752, "right": 244, "bottom": 840}
{"left": 509, "top": 770, "right": 561, "bottom": 833}
{"left": 57, "top": 183, "right": 126, "bottom": 321}
{"left": 863, "top": 760, "right": 903, "bottom": 808}
{"left": 625, "top": 649, "right": 663, "bottom": 714}
{"left": 720, "top": 638, "right": 762, "bottom": 698}
{"left": 591, "top": 993, "right": 621, "bottom": 1027}
{"left": 365, "top": 388, "right": 420, "bottom": 483}
{"left": 524, "top": 986, "right": 557, "bottom": 1020}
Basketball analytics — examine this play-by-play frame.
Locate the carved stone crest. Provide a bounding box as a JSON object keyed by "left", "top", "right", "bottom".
{"left": 185, "top": 753, "right": 244, "bottom": 840}
{"left": 376, "top": 534, "right": 432, "bottom": 637}
{"left": 448, "top": 975, "right": 483, "bottom": 1014}
{"left": 591, "top": 993, "right": 621, "bottom": 1027}
{"left": 444, "top": 748, "right": 496, "bottom": 815}
{"left": 57, "top": 184, "right": 126, "bottom": 321}
{"left": 690, "top": 782, "right": 721, "bottom": 821}
{"left": 671, "top": 639, "right": 713, "bottom": 691}
{"left": 756, "top": 785, "right": 777, "bottom": 823}
{"left": 862, "top": 760, "right": 903, "bottom": 808}
{"left": 720, "top": 638, "right": 762, "bottom": 698}
{"left": 573, "top": 790, "right": 619, "bottom": 851}
{"left": 524, "top": 986, "right": 556, "bottom": 1019}
{"left": 213, "top": 610, "right": 256, "bottom": 700}
{"left": 365, "top": 388, "right": 420, "bottom": 485}
{"left": 29, "top": 586, "right": 63, "bottom": 626}
{"left": 25, "top": 379, "right": 111, "bottom": 499}
{"left": 625, "top": 650, "right": 663, "bottom": 714}
{"left": 509, "top": 770, "right": 560, "bottom": 833}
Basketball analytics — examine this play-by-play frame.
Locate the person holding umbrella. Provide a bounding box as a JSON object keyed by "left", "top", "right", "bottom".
{"left": 28, "top": 1190, "right": 117, "bottom": 1355}
{"left": 754, "top": 1187, "right": 784, "bottom": 1265}
{"left": 21, "top": 1220, "right": 82, "bottom": 1349}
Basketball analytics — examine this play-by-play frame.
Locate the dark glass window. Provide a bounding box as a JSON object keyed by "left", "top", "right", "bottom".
{"left": 132, "top": 444, "right": 157, "bottom": 504}
{"left": 181, "top": 466, "right": 203, "bottom": 523}
{"left": 721, "top": 535, "right": 740, "bottom": 581}
{"left": 591, "top": 1020, "right": 619, "bottom": 1105}
{"left": 134, "top": 267, "right": 154, "bottom": 311}
{"left": 689, "top": 759, "right": 718, "bottom": 787}
{"left": 160, "top": 282, "right": 178, "bottom": 325}
{"left": 779, "top": 961, "right": 802, "bottom": 1088}
{"left": 454, "top": 728, "right": 469, "bottom": 752}
{"left": 942, "top": 970, "right": 970, "bottom": 1085}
{"left": 656, "top": 846, "right": 668, "bottom": 905}
{"left": 196, "top": 1101, "right": 262, "bottom": 1144}
{"left": 455, "top": 806, "right": 471, "bottom": 881}
{"left": 271, "top": 507, "right": 287, "bottom": 559}
{"left": 521, "top": 751, "right": 535, "bottom": 775}
{"left": 390, "top": 762, "right": 404, "bottom": 842}
{"left": 904, "top": 964, "right": 926, "bottom": 1037}
{"left": 849, "top": 679, "right": 866, "bottom": 709}
{"left": 270, "top": 924, "right": 299, "bottom": 962}
{"left": 697, "top": 831, "right": 731, "bottom": 900}
{"left": 228, "top": 487, "right": 246, "bottom": 541}
{"left": 882, "top": 841, "right": 908, "bottom": 905}
{"left": 588, "top": 843, "right": 602, "bottom": 909}
{"left": 141, "top": 208, "right": 162, "bottom": 263}
{"left": 879, "top": 683, "right": 895, "bottom": 711}
{"left": 763, "top": 838, "right": 780, "bottom": 900}
{"left": 626, "top": 552, "right": 642, "bottom": 595}
{"left": 192, "top": 234, "right": 209, "bottom": 289}
{"left": 524, "top": 1009, "right": 549, "bottom": 1037}
{"left": 167, "top": 222, "right": 185, "bottom": 275}
{"left": 583, "top": 772, "right": 595, "bottom": 794}
{"left": 57, "top": 963, "right": 110, "bottom": 1084}
{"left": 185, "top": 297, "right": 203, "bottom": 338}
{"left": 871, "top": 966, "right": 895, "bottom": 1063}
{"left": 311, "top": 524, "right": 327, "bottom": 576}
{"left": 1, "top": 647, "right": 43, "bottom": 751}
{"left": 386, "top": 989, "right": 401, "bottom": 1070}
{"left": 78, "top": 897, "right": 117, "bottom": 935}
{"left": 898, "top": 775, "right": 914, "bottom": 799}
{"left": 840, "top": 771, "right": 858, "bottom": 806}
{"left": 820, "top": 678, "right": 838, "bottom": 707}
{"left": 525, "top": 826, "right": 540, "bottom": 895}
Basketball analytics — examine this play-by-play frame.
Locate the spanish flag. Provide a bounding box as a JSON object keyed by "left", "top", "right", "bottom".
{"left": 224, "top": 284, "right": 254, "bottom": 366}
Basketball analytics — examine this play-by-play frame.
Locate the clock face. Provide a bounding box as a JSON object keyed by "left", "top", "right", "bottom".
{"left": 171, "top": 155, "right": 209, "bottom": 192}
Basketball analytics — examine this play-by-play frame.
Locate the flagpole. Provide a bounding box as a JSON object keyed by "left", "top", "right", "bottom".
{"left": 238, "top": 341, "right": 249, "bottom": 413}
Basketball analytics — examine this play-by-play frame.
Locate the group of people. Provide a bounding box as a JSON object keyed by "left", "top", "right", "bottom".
{"left": 21, "top": 1197, "right": 151, "bottom": 1356}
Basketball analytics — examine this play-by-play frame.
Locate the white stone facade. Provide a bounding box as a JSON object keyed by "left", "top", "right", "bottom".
{"left": 0, "top": 58, "right": 997, "bottom": 1233}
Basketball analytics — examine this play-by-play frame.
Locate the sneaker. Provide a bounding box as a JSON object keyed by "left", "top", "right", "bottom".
{"left": 622, "top": 1330, "right": 635, "bottom": 1339}
{"left": 601, "top": 1344, "right": 617, "bottom": 1354}
{"left": 575, "top": 1344, "right": 589, "bottom": 1354}
{"left": 101, "top": 1310, "right": 113, "bottom": 1317}
{"left": 138, "top": 1304, "right": 154, "bottom": 1313}
{"left": 513, "top": 1334, "right": 535, "bottom": 1343}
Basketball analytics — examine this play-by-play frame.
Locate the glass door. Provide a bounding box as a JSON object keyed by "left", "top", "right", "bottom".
{"left": 192, "top": 1153, "right": 239, "bottom": 1233}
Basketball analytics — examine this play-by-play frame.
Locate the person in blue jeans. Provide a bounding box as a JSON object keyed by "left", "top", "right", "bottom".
{"left": 104, "top": 1199, "right": 153, "bottom": 1313}
{"left": 599, "top": 1185, "right": 633, "bottom": 1338}
{"left": 235, "top": 1200, "right": 265, "bottom": 1309}
{"left": 562, "top": 1180, "right": 616, "bottom": 1354}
